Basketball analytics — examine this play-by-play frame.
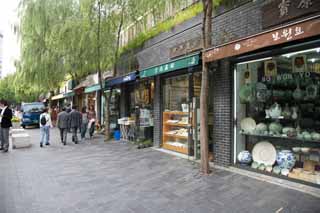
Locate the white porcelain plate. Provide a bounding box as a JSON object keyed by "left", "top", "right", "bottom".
{"left": 252, "top": 141, "right": 276, "bottom": 166}
{"left": 240, "top": 117, "right": 256, "bottom": 133}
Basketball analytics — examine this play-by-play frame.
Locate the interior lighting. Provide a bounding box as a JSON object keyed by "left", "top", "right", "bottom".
{"left": 282, "top": 47, "right": 320, "bottom": 58}
{"left": 237, "top": 57, "right": 272, "bottom": 65}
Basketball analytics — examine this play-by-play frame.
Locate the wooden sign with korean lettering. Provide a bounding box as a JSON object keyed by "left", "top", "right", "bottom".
{"left": 203, "top": 17, "right": 320, "bottom": 63}
{"left": 262, "top": 0, "right": 320, "bottom": 29}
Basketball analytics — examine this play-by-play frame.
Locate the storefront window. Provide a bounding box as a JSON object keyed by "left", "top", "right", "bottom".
{"left": 162, "top": 74, "right": 190, "bottom": 155}
{"left": 235, "top": 47, "right": 320, "bottom": 185}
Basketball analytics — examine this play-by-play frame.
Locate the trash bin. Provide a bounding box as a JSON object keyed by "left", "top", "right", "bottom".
{"left": 114, "top": 130, "right": 121, "bottom": 141}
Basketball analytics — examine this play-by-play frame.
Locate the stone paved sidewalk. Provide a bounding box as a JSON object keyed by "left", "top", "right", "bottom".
{"left": 0, "top": 128, "right": 319, "bottom": 213}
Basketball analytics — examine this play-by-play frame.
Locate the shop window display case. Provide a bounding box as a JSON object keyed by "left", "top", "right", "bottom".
{"left": 162, "top": 74, "right": 193, "bottom": 155}
{"left": 235, "top": 47, "right": 320, "bottom": 186}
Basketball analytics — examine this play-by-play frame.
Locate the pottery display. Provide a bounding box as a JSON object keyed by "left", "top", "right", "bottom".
{"left": 303, "top": 131, "right": 312, "bottom": 140}
{"left": 251, "top": 162, "right": 259, "bottom": 169}
{"left": 269, "top": 103, "right": 282, "bottom": 118}
{"left": 258, "top": 164, "right": 266, "bottom": 171}
{"left": 272, "top": 166, "right": 281, "bottom": 175}
{"left": 293, "top": 84, "right": 303, "bottom": 101}
{"left": 276, "top": 150, "right": 296, "bottom": 170}
{"left": 269, "top": 122, "right": 283, "bottom": 135}
{"left": 237, "top": 151, "right": 252, "bottom": 165}
{"left": 252, "top": 141, "right": 277, "bottom": 166}
{"left": 291, "top": 106, "right": 298, "bottom": 120}
{"left": 292, "top": 147, "right": 301, "bottom": 153}
{"left": 282, "top": 127, "right": 296, "bottom": 135}
{"left": 239, "top": 84, "right": 255, "bottom": 103}
{"left": 306, "top": 84, "right": 318, "bottom": 99}
{"left": 256, "top": 82, "right": 269, "bottom": 102}
{"left": 311, "top": 132, "right": 320, "bottom": 141}
{"left": 281, "top": 168, "right": 290, "bottom": 176}
{"left": 255, "top": 123, "right": 268, "bottom": 134}
{"left": 301, "top": 147, "right": 311, "bottom": 154}
{"left": 282, "top": 103, "right": 291, "bottom": 119}
{"left": 240, "top": 117, "right": 256, "bottom": 133}
{"left": 266, "top": 165, "right": 273, "bottom": 173}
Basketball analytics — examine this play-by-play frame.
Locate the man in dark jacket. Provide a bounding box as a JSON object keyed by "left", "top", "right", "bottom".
{"left": 0, "top": 100, "right": 12, "bottom": 152}
{"left": 57, "top": 107, "right": 70, "bottom": 145}
{"left": 70, "top": 105, "right": 82, "bottom": 144}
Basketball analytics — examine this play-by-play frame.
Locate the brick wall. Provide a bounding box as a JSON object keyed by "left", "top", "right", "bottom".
{"left": 212, "top": 60, "right": 233, "bottom": 166}
{"left": 153, "top": 76, "right": 161, "bottom": 147}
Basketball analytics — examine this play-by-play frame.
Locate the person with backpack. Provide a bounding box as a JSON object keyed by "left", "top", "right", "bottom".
{"left": 39, "top": 108, "right": 52, "bottom": 148}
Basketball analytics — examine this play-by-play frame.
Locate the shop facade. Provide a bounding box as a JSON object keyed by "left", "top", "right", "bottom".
{"left": 204, "top": 9, "right": 320, "bottom": 186}
{"left": 139, "top": 53, "right": 213, "bottom": 157}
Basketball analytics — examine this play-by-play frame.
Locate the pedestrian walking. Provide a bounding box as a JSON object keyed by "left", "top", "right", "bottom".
{"left": 70, "top": 106, "right": 82, "bottom": 144}
{"left": 81, "top": 107, "right": 88, "bottom": 140}
{"left": 87, "top": 105, "right": 96, "bottom": 139}
{"left": 0, "top": 100, "right": 13, "bottom": 152}
{"left": 57, "top": 107, "right": 70, "bottom": 145}
{"left": 51, "top": 106, "right": 58, "bottom": 127}
{"left": 39, "top": 108, "right": 52, "bottom": 147}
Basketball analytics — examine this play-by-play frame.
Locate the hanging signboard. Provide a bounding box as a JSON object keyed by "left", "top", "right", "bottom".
{"left": 262, "top": 0, "right": 320, "bottom": 29}
{"left": 140, "top": 54, "right": 200, "bottom": 78}
{"left": 203, "top": 16, "right": 320, "bottom": 63}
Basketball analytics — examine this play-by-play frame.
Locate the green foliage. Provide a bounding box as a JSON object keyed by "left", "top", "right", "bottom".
{"left": 120, "top": 2, "right": 203, "bottom": 54}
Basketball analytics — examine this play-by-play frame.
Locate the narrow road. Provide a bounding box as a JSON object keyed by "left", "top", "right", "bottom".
{"left": 0, "top": 128, "right": 319, "bottom": 213}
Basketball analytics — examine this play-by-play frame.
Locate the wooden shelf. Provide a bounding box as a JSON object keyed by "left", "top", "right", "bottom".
{"left": 241, "top": 132, "right": 320, "bottom": 145}
{"left": 163, "top": 111, "right": 189, "bottom": 115}
{"left": 165, "top": 122, "right": 190, "bottom": 127}
{"left": 163, "top": 143, "right": 188, "bottom": 154}
{"left": 164, "top": 133, "right": 188, "bottom": 139}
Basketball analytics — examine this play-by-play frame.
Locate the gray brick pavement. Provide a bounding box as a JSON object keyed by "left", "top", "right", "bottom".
{"left": 0, "top": 128, "right": 319, "bottom": 213}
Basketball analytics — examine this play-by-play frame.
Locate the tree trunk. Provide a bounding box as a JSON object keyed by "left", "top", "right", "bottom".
{"left": 200, "top": 0, "right": 213, "bottom": 175}
{"left": 104, "top": 89, "right": 112, "bottom": 141}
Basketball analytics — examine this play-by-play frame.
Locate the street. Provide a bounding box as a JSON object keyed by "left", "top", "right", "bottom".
{"left": 0, "top": 128, "right": 319, "bottom": 213}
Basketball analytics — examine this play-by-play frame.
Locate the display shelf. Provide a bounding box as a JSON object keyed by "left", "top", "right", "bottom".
{"left": 164, "top": 133, "right": 188, "bottom": 139}
{"left": 240, "top": 132, "right": 320, "bottom": 144}
{"left": 163, "top": 143, "right": 188, "bottom": 154}
{"left": 234, "top": 164, "right": 320, "bottom": 188}
{"left": 165, "top": 122, "right": 191, "bottom": 127}
{"left": 162, "top": 111, "right": 192, "bottom": 154}
{"left": 163, "top": 111, "right": 189, "bottom": 115}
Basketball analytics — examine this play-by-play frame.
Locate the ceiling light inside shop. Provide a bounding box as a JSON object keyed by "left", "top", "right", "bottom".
{"left": 282, "top": 48, "right": 320, "bottom": 58}
{"left": 237, "top": 57, "right": 272, "bottom": 65}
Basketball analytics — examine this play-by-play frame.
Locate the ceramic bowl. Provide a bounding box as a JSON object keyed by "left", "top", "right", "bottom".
{"left": 311, "top": 132, "right": 320, "bottom": 141}
{"left": 258, "top": 164, "right": 266, "bottom": 171}
{"left": 301, "top": 147, "right": 311, "bottom": 154}
{"left": 272, "top": 166, "right": 281, "bottom": 175}
{"left": 251, "top": 161, "right": 259, "bottom": 169}
{"left": 266, "top": 165, "right": 273, "bottom": 173}
{"left": 281, "top": 168, "right": 290, "bottom": 176}
{"left": 292, "top": 147, "right": 301, "bottom": 153}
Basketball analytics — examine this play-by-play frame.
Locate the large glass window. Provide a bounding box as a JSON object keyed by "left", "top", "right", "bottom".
{"left": 235, "top": 47, "right": 320, "bottom": 185}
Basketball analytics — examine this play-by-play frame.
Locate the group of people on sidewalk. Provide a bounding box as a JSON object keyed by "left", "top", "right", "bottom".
{"left": 39, "top": 105, "right": 96, "bottom": 147}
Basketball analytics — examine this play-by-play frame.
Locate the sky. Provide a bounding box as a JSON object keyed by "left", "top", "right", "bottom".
{"left": 0, "top": 0, "right": 20, "bottom": 78}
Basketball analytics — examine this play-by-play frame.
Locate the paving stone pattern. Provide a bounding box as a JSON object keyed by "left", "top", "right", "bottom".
{"left": 0, "top": 128, "right": 319, "bottom": 213}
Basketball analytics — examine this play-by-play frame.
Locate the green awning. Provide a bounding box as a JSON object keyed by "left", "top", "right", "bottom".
{"left": 85, "top": 84, "right": 101, "bottom": 93}
{"left": 140, "top": 54, "right": 200, "bottom": 78}
{"left": 63, "top": 92, "right": 75, "bottom": 98}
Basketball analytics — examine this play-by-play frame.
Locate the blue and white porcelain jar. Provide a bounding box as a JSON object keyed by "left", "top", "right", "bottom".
{"left": 237, "top": 150, "right": 252, "bottom": 165}
{"left": 276, "top": 150, "right": 296, "bottom": 170}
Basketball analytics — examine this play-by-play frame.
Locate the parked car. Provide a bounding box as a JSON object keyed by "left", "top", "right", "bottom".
{"left": 20, "top": 102, "right": 45, "bottom": 128}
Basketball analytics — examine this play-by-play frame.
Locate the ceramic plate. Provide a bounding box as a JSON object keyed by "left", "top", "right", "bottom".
{"left": 252, "top": 141, "right": 276, "bottom": 166}
{"left": 240, "top": 117, "right": 256, "bottom": 133}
